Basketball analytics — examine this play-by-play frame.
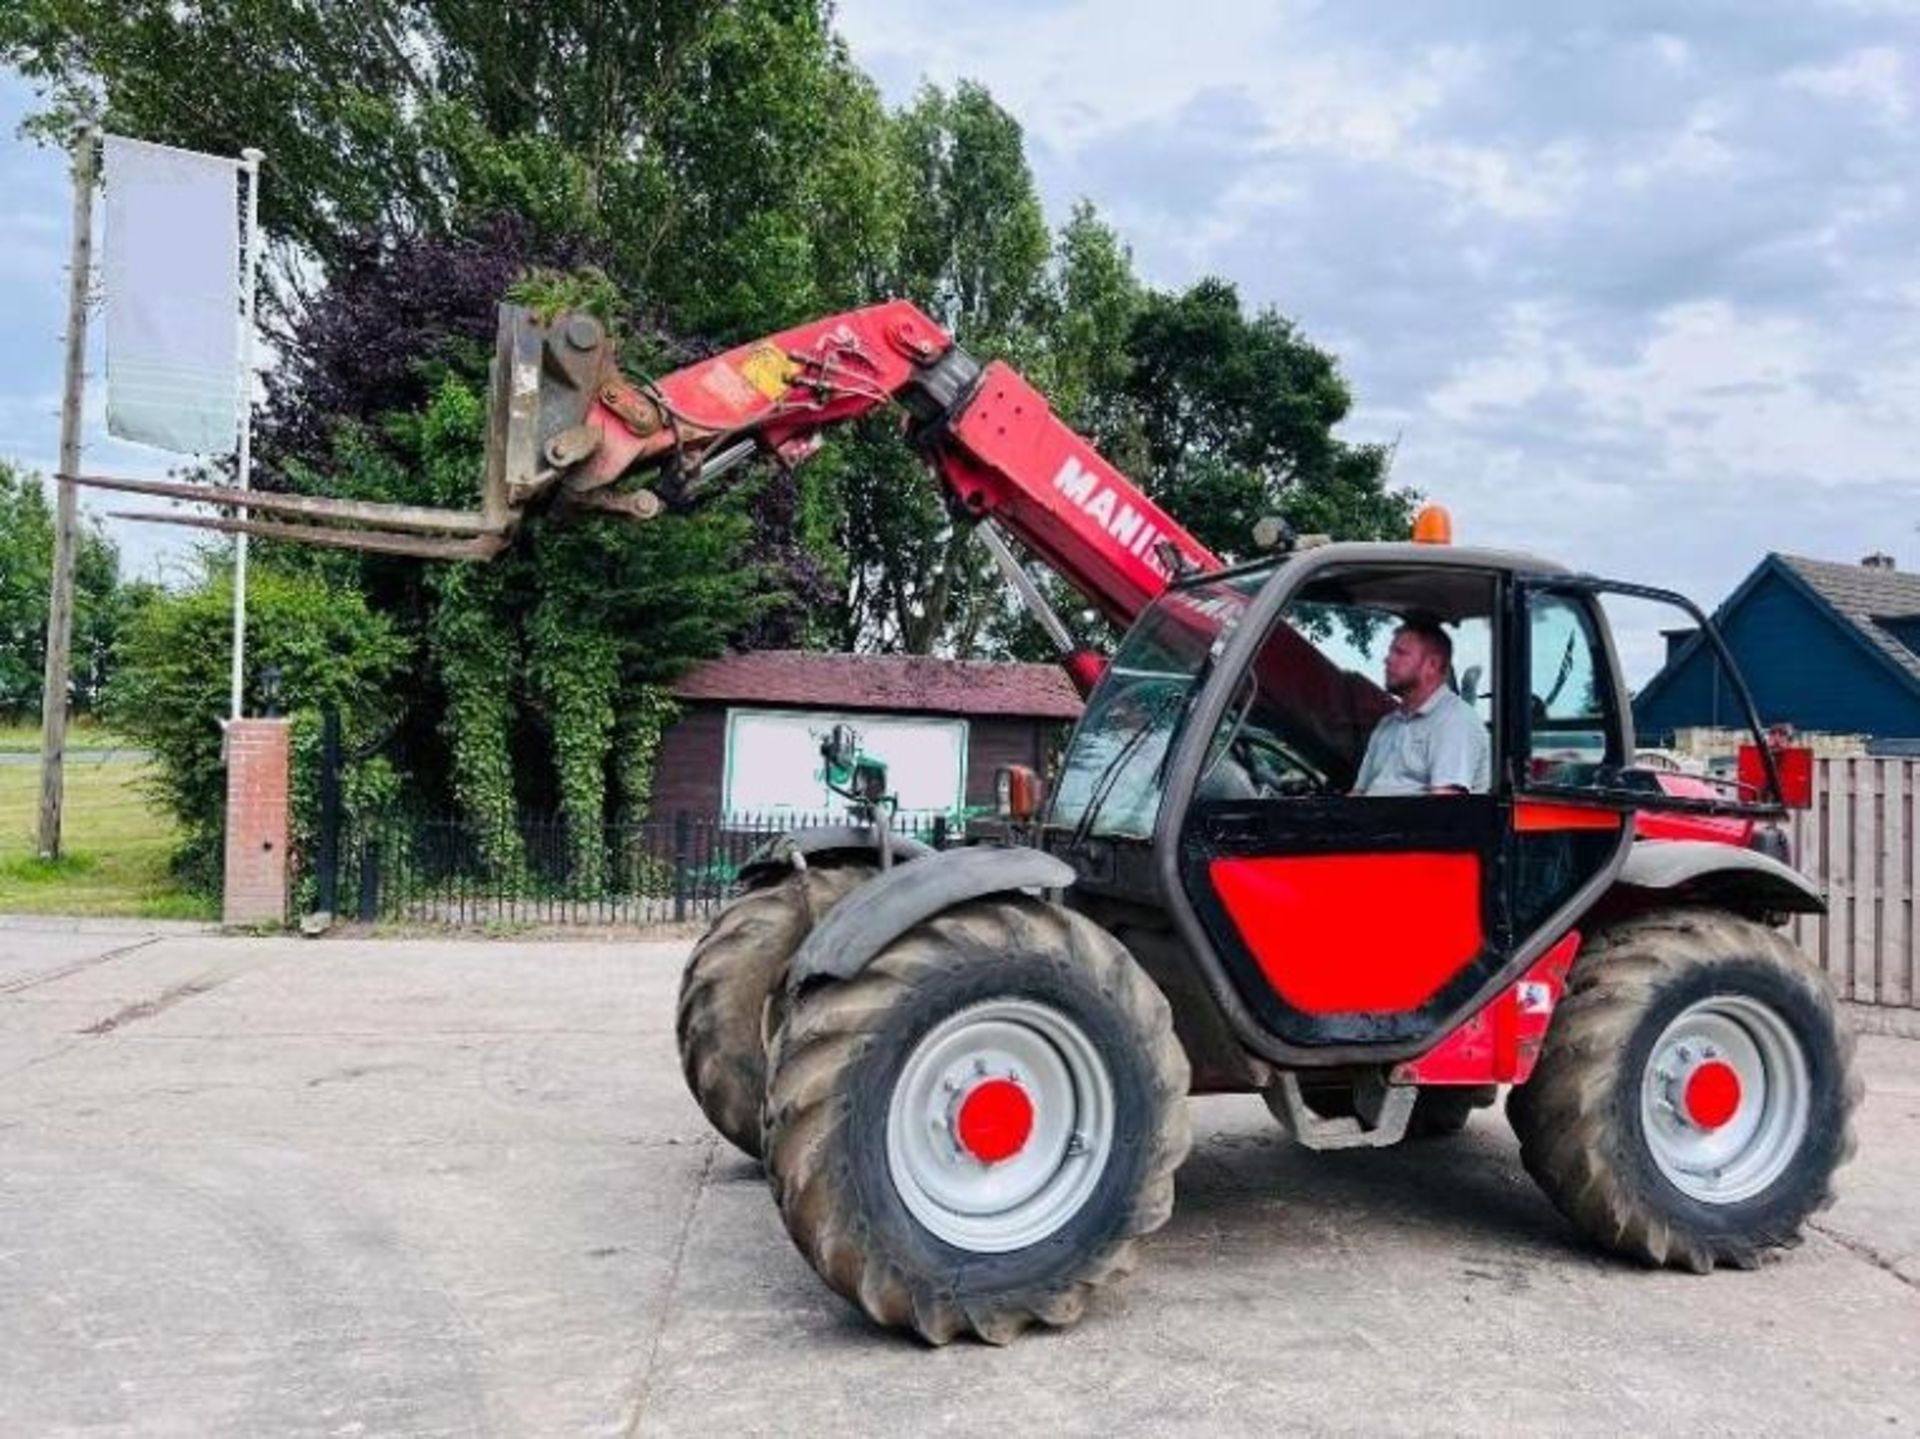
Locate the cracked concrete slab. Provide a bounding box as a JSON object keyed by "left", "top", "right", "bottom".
{"left": 0, "top": 931, "right": 1915, "bottom": 1435}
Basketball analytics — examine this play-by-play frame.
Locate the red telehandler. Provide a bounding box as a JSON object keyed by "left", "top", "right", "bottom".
{"left": 79, "top": 299, "right": 1857, "bottom": 1346}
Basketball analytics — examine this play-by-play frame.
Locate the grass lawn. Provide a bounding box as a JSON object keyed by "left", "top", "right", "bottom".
{"left": 0, "top": 757, "right": 216, "bottom": 920}
{"left": 0, "top": 717, "right": 136, "bottom": 754}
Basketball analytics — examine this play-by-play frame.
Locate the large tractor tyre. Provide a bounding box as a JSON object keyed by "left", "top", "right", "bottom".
{"left": 762, "top": 897, "right": 1191, "bottom": 1345}
{"left": 676, "top": 860, "right": 875, "bottom": 1160}
{"left": 1509, "top": 907, "right": 1860, "bottom": 1273}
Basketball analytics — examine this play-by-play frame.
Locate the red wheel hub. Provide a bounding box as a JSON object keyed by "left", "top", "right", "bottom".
{"left": 954, "top": 1078, "right": 1034, "bottom": 1164}
{"left": 1682, "top": 1060, "right": 1742, "bottom": 1130}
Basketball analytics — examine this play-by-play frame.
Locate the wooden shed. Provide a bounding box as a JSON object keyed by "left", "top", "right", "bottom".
{"left": 652, "top": 650, "right": 1084, "bottom": 819}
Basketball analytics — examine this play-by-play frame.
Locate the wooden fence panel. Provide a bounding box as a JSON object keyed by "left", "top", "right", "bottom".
{"left": 1884, "top": 760, "right": 1910, "bottom": 1008}
{"left": 1787, "top": 755, "right": 1918, "bottom": 1010}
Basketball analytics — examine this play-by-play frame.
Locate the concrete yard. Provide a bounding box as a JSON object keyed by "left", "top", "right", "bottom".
{"left": 2, "top": 919, "right": 1916, "bottom": 1437}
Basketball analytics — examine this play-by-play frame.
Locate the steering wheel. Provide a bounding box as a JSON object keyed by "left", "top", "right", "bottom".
{"left": 1230, "top": 731, "right": 1326, "bottom": 798}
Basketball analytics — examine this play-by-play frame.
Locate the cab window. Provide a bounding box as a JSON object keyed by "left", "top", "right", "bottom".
{"left": 1199, "top": 567, "right": 1497, "bottom": 801}
{"left": 1049, "top": 564, "right": 1273, "bottom": 838}
{"left": 1524, "top": 590, "right": 1622, "bottom": 783}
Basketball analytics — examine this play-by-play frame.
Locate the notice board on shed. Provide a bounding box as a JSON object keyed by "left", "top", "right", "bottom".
{"left": 722, "top": 709, "right": 969, "bottom": 816}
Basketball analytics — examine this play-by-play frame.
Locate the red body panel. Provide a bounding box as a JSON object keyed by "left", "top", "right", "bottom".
{"left": 1398, "top": 932, "right": 1581, "bottom": 1086}
{"left": 944, "top": 362, "right": 1213, "bottom": 627}
{"left": 580, "top": 300, "right": 942, "bottom": 488}
{"left": 1209, "top": 852, "right": 1484, "bottom": 1014}
{"left": 1514, "top": 801, "right": 1622, "bottom": 833}
{"left": 1638, "top": 773, "right": 1754, "bottom": 845}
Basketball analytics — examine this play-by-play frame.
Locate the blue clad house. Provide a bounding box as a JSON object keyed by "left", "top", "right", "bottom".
{"left": 1635, "top": 553, "right": 1920, "bottom": 744}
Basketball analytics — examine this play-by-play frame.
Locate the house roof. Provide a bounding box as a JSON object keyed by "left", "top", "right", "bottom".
{"left": 1776, "top": 553, "right": 1920, "bottom": 686}
{"left": 672, "top": 650, "right": 1085, "bottom": 720}
{"left": 1635, "top": 552, "right": 1920, "bottom": 718}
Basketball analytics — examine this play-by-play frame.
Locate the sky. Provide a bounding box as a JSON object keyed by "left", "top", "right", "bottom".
{"left": 830, "top": 0, "right": 1920, "bottom": 675}
{"left": 4, "top": 5, "right": 1920, "bottom": 669}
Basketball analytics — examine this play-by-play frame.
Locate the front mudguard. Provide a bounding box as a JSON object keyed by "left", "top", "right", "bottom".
{"left": 786, "top": 846, "right": 1075, "bottom": 990}
{"left": 736, "top": 825, "right": 935, "bottom": 889}
{"left": 1614, "top": 839, "right": 1825, "bottom": 919}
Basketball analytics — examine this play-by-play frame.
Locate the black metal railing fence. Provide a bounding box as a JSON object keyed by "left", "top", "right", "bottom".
{"left": 303, "top": 808, "right": 953, "bottom": 926}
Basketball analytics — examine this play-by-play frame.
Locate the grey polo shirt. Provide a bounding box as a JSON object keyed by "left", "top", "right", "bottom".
{"left": 1353, "top": 687, "right": 1491, "bottom": 796}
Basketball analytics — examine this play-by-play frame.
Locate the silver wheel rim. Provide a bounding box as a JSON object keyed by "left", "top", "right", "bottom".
{"left": 1639, "top": 994, "right": 1811, "bottom": 1204}
{"left": 884, "top": 998, "right": 1116, "bottom": 1254}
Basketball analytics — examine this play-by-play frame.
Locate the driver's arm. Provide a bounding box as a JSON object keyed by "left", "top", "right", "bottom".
{"left": 1350, "top": 724, "right": 1386, "bottom": 796}
{"left": 1426, "top": 707, "right": 1491, "bottom": 795}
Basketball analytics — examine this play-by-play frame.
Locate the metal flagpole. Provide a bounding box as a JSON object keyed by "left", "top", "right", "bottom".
{"left": 229, "top": 147, "right": 264, "bottom": 721}
{"left": 37, "top": 126, "right": 101, "bottom": 860}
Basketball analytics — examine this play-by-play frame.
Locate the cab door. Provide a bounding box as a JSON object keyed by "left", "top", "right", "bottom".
{"left": 1501, "top": 580, "right": 1637, "bottom": 956}
{"left": 1166, "top": 560, "right": 1512, "bottom": 1051}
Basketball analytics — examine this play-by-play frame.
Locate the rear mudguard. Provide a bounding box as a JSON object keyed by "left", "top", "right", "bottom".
{"left": 736, "top": 825, "right": 934, "bottom": 889}
{"left": 1614, "top": 839, "right": 1825, "bottom": 916}
{"left": 786, "top": 846, "right": 1075, "bottom": 989}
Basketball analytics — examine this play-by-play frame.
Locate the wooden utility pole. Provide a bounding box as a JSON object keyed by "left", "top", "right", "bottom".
{"left": 37, "top": 127, "right": 100, "bottom": 859}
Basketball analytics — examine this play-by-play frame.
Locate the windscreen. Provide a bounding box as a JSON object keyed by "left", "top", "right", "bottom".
{"left": 1048, "top": 565, "right": 1274, "bottom": 839}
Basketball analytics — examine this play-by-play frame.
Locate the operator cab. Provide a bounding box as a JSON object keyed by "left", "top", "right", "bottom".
{"left": 1042, "top": 542, "right": 1798, "bottom": 1061}
{"left": 1046, "top": 548, "right": 1503, "bottom": 842}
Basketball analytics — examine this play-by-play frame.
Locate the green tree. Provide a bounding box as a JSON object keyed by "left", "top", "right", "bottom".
{"left": 6, "top": 4, "right": 1412, "bottom": 850}
{"left": 979, "top": 203, "right": 1151, "bottom": 660}
{"left": 3, "top": 0, "right": 902, "bottom": 849}
{"left": 261, "top": 242, "right": 774, "bottom": 858}
{"left": 834, "top": 81, "right": 1055, "bottom": 655}
{"left": 0, "top": 462, "right": 51, "bottom": 716}
{"left": 0, "top": 1, "right": 900, "bottom": 340}
{"left": 1124, "top": 278, "right": 1412, "bottom": 562}
{"left": 2, "top": 2, "right": 435, "bottom": 277}
{"left": 892, "top": 81, "right": 1051, "bottom": 355}
{"left": 103, "top": 564, "right": 410, "bottom": 889}
{"left": 1038, "top": 203, "right": 1147, "bottom": 462}
{"left": 0, "top": 461, "right": 137, "bottom": 717}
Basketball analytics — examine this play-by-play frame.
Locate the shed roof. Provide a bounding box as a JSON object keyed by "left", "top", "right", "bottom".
{"left": 672, "top": 650, "right": 1084, "bottom": 720}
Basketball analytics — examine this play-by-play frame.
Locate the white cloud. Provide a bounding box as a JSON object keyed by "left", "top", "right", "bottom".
{"left": 1617, "top": 102, "right": 1738, "bottom": 190}
{"left": 836, "top": 1, "right": 1477, "bottom": 174}
{"left": 1783, "top": 46, "right": 1911, "bottom": 125}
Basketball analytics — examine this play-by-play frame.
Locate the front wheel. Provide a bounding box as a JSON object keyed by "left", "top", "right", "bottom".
{"left": 675, "top": 859, "right": 874, "bottom": 1159}
{"left": 762, "top": 897, "right": 1191, "bottom": 1345}
{"left": 1509, "top": 908, "right": 1860, "bottom": 1272}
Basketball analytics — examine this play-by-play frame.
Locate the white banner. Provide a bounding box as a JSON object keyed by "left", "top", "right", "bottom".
{"left": 103, "top": 135, "right": 242, "bottom": 455}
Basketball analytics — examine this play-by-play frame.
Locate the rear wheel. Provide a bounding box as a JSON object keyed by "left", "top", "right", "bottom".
{"left": 675, "top": 859, "right": 874, "bottom": 1159}
{"left": 1509, "top": 908, "right": 1859, "bottom": 1272}
{"left": 762, "top": 897, "right": 1190, "bottom": 1345}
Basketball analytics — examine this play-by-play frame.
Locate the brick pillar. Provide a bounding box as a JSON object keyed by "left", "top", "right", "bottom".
{"left": 224, "top": 718, "right": 291, "bottom": 926}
